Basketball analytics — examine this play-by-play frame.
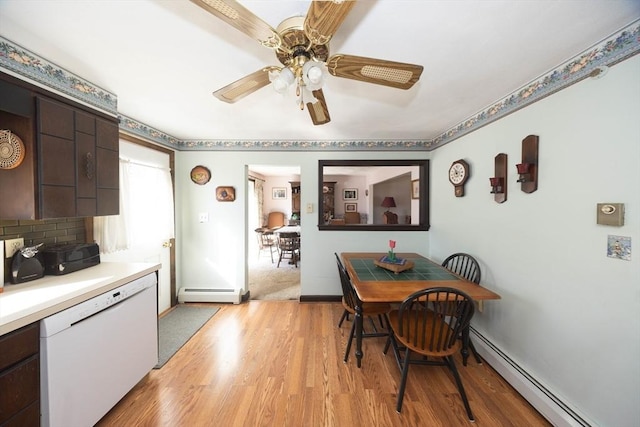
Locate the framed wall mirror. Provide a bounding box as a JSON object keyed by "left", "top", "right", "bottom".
{"left": 318, "top": 159, "right": 429, "bottom": 231}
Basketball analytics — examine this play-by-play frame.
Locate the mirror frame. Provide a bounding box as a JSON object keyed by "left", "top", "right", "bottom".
{"left": 318, "top": 159, "right": 430, "bottom": 231}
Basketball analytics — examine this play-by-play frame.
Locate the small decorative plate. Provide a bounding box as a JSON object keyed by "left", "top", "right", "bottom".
{"left": 190, "top": 165, "right": 211, "bottom": 185}
{"left": 0, "top": 129, "right": 26, "bottom": 170}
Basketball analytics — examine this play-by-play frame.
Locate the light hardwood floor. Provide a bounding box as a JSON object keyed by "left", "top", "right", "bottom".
{"left": 97, "top": 301, "right": 551, "bottom": 426}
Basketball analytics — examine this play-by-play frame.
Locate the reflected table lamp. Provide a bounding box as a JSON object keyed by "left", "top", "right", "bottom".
{"left": 381, "top": 197, "right": 398, "bottom": 224}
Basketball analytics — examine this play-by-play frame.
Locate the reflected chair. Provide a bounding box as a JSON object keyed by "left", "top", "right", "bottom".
{"left": 265, "top": 211, "right": 285, "bottom": 230}
{"left": 386, "top": 287, "right": 475, "bottom": 419}
{"left": 343, "top": 211, "right": 361, "bottom": 224}
{"left": 277, "top": 232, "right": 300, "bottom": 267}
{"left": 255, "top": 228, "right": 278, "bottom": 263}
{"left": 383, "top": 211, "right": 398, "bottom": 224}
{"left": 335, "top": 253, "right": 391, "bottom": 363}
{"left": 441, "top": 253, "right": 482, "bottom": 364}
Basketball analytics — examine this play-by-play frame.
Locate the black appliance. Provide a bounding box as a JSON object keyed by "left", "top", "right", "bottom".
{"left": 41, "top": 243, "right": 100, "bottom": 275}
{"left": 10, "top": 246, "right": 45, "bottom": 284}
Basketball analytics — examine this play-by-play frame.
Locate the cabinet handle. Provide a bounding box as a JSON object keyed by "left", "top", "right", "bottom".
{"left": 85, "top": 152, "right": 94, "bottom": 180}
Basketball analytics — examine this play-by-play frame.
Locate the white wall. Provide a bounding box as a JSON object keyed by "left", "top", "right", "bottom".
{"left": 175, "top": 151, "right": 430, "bottom": 297}
{"left": 429, "top": 56, "right": 640, "bottom": 426}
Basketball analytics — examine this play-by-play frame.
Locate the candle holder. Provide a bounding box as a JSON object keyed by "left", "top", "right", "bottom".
{"left": 489, "top": 177, "right": 504, "bottom": 194}
{"left": 517, "top": 135, "right": 539, "bottom": 193}
{"left": 515, "top": 163, "right": 531, "bottom": 182}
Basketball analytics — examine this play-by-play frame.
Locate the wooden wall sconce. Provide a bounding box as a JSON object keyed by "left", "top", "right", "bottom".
{"left": 516, "top": 135, "right": 539, "bottom": 193}
{"left": 490, "top": 153, "right": 507, "bottom": 203}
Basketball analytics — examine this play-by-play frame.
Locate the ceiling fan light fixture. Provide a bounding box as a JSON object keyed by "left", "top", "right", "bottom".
{"left": 270, "top": 67, "right": 295, "bottom": 94}
{"left": 302, "top": 61, "right": 326, "bottom": 90}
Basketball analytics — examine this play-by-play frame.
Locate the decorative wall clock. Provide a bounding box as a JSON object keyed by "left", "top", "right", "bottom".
{"left": 448, "top": 159, "right": 470, "bottom": 197}
{"left": 190, "top": 165, "right": 211, "bottom": 185}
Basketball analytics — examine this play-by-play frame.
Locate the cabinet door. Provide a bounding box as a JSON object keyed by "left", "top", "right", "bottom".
{"left": 95, "top": 117, "right": 119, "bottom": 216}
{"left": 76, "top": 111, "right": 97, "bottom": 217}
{"left": 37, "top": 97, "right": 76, "bottom": 218}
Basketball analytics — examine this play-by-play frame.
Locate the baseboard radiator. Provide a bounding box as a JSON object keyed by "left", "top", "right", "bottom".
{"left": 177, "top": 287, "right": 241, "bottom": 304}
{"left": 471, "top": 327, "right": 594, "bottom": 427}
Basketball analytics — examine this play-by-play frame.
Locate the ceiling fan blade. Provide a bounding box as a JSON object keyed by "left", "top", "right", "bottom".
{"left": 306, "top": 89, "right": 331, "bottom": 125}
{"left": 304, "top": 0, "right": 357, "bottom": 45}
{"left": 213, "top": 68, "right": 271, "bottom": 103}
{"left": 326, "top": 54, "right": 424, "bottom": 90}
{"left": 190, "top": 0, "right": 282, "bottom": 49}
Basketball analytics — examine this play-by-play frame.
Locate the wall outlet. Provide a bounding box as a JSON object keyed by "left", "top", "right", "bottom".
{"left": 198, "top": 212, "right": 209, "bottom": 223}
{"left": 5, "top": 238, "right": 24, "bottom": 258}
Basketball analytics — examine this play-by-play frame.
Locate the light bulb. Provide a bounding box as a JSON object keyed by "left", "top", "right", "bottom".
{"left": 307, "top": 65, "right": 323, "bottom": 84}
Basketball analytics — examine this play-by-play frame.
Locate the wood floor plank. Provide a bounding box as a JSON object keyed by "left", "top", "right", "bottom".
{"left": 97, "top": 301, "right": 552, "bottom": 427}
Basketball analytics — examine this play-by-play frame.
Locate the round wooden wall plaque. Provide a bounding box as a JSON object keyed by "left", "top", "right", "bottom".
{"left": 0, "top": 130, "right": 26, "bottom": 170}
{"left": 190, "top": 165, "right": 211, "bottom": 185}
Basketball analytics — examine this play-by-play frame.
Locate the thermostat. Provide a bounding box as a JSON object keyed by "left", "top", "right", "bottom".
{"left": 597, "top": 203, "right": 624, "bottom": 226}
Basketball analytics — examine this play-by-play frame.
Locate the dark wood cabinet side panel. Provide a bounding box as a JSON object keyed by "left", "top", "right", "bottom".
{"left": 97, "top": 147, "right": 119, "bottom": 189}
{"left": 76, "top": 132, "right": 97, "bottom": 198}
{"left": 96, "top": 117, "right": 118, "bottom": 151}
{"left": 37, "top": 97, "right": 73, "bottom": 139}
{"left": 0, "top": 324, "right": 38, "bottom": 372}
{"left": 0, "top": 78, "right": 33, "bottom": 117}
{"left": 0, "top": 111, "right": 36, "bottom": 219}
{"left": 2, "top": 400, "right": 39, "bottom": 427}
{"left": 40, "top": 185, "right": 75, "bottom": 218}
{"left": 39, "top": 134, "right": 75, "bottom": 186}
{"left": 0, "top": 356, "right": 39, "bottom": 425}
{"left": 97, "top": 188, "right": 119, "bottom": 216}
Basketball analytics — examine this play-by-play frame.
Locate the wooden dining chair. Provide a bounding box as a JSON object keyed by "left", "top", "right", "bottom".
{"left": 255, "top": 228, "right": 277, "bottom": 263}
{"left": 441, "top": 252, "right": 483, "bottom": 364}
{"left": 386, "top": 287, "right": 476, "bottom": 420}
{"left": 277, "top": 232, "right": 300, "bottom": 267}
{"left": 334, "top": 253, "right": 391, "bottom": 363}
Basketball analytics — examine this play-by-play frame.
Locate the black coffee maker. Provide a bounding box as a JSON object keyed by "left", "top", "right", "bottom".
{"left": 11, "top": 243, "right": 44, "bottom": 284}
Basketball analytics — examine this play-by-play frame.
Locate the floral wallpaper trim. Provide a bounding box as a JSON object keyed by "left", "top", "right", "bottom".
{"left": 2, "top": 19, "right": 639, "bottom": 151}
{"left": 429, "top": 20, "right": 640, "bottom": 149}
{"left": 0, "top": 36, "right": 117, "bottom": 116}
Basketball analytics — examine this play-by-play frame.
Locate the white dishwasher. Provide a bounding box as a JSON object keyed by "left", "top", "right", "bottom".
{"left": 40, "top": 272, "right": 158, "bottom": 427}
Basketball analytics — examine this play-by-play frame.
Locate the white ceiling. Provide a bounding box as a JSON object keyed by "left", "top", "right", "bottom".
{"left": 1, "top": 1, "right": 639, "bottom": 143}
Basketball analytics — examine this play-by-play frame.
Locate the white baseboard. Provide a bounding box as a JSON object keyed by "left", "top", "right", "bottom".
{"left": 471, "top": 327, "right": 594, "bottom": 427}
{"left": 177, "top": 287, "right": 241, "bottom": 304}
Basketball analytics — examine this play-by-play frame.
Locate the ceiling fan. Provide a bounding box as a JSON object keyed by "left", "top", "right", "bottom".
{"left": 191, "top": 0, "right": 424, "bottom": 125}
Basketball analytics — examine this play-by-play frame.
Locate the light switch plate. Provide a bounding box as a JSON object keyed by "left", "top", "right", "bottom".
{"left": 4, "top": 238, "right": 24, "bottom": 258}
{"left": 597, "top": 203, "right": 624, "bottom": 226}
{"left": 306, "top": 203, "right": 313, "bottom": 213}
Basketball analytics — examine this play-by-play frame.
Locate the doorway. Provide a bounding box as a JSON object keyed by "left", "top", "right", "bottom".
{"left": 247, "top": 165, "right": 301, "bottom": 300}
{"left": 93, "top": 136, "right": 175, "bottom": 313}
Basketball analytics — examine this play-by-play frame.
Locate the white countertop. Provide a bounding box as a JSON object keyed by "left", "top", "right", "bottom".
{"left": 0, "top": 262, "right": 160, "bottom": 335}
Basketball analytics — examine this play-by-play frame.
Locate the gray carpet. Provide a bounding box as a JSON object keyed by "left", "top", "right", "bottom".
{"left": 154, "top": 304, "right": 219, "bottom": 369}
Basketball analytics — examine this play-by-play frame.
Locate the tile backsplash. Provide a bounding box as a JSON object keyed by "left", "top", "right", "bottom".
{"left": 1, "top": 218, "right": 87, "bottom": 283}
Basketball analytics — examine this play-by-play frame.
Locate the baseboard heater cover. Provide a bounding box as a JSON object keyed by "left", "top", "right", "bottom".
{"left": 178, "top": 287, "right": 241, "bottom": 304}
{"left": 471, "top": 327, "right": 594, "bottom": 427}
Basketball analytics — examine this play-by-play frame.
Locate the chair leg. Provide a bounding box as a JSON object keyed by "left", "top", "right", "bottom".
{"left": 444, "top": 355, "right": 475, "bottom": 421}
{"left": 337, "top": 309, "right": 349, "bottom": 328}
{"left": 396, "top": 348, "right": 412, "bottom": 412}
{"left": 344, "top": 318, "right": 356, "bottom": 363}
{"left": 469, "top": 339, "right": 482, "bottom": 364}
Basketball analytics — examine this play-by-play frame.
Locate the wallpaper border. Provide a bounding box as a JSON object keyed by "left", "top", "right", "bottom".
{"left": 1, "top": 19, "right": 639, "bottom": 151}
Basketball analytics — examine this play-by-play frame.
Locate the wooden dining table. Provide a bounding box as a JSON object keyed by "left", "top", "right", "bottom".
{"left": 341, "top": 252, "right": 501, "bottom": 368}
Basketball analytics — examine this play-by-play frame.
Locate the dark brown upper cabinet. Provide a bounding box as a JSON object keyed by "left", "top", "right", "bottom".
{"left": 0, "top": 72, "right": 119, "bottom": 219}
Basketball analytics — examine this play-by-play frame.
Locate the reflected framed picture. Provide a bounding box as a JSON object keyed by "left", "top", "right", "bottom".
{"left": 411, "top": 179, "right": 419, "bottom": 199}
{"left": 343, "top": 188, "right": 358, "bottom": 200}
{"left": 272, "top": 187, "right": 287, "bottom": 200}
{"left": 216, "top": 186, "right": 235, "bottom": 202}
{"left": 345, "top": 202, "right": 357, "bottom": 212}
